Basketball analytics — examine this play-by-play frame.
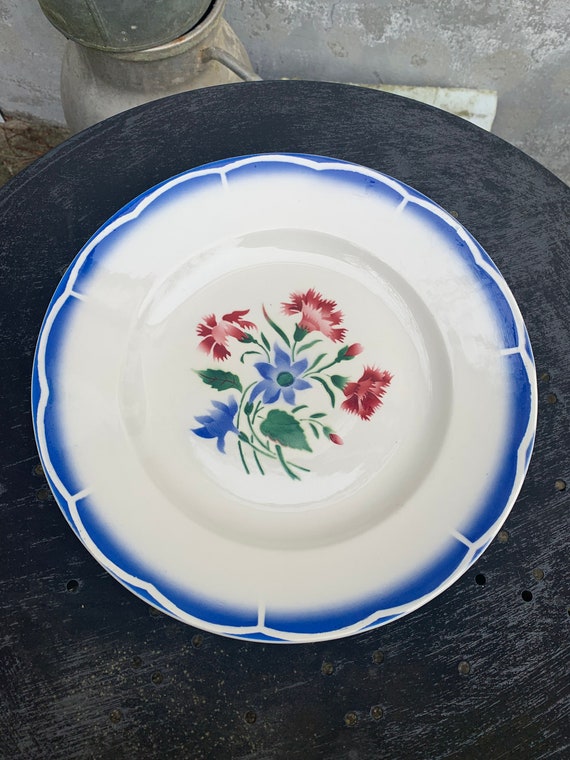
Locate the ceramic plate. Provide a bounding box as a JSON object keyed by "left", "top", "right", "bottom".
{"left": 32, "top": 154, "right": 537, "bottom": 642}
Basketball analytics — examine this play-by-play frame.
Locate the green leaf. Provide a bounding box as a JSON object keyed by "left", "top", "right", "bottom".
{"left": 331, "top": 374, "right": 349, "bottom": 390}
{"left": 261, "top": 332, "right": 271, "bottom": 351}
{"left": 292, "top": 404, "right": 309, "bottom": 414}
{"left": 309, "top": 422, "right": 320, "bottom": 439}
{"left": 308, "top": 353, "right": 327, "bottom": 371}
{"left": 262, "top": 306, "right": 291, "bottom": 347}
{"left": 313, "top": 375, "right": 335, "bottom": 407}
{"left": 309, "top": 412, "right": 326, "bottom": 419}
{"left": 260, "top": 409, "right": 312, "bottom": 451}
{"left": 244, "top": 401, "right": 254, "bottom": 416}
{"left": 297, "top": 338, "right": 322, "bottom": 353}
{"left": 196, "top": 368, "right": 243, "bottom": 392}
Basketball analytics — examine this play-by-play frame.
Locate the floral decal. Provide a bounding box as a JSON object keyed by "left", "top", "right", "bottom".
{"left": 250, "top": 345, "right": 311, "bottom": 405}
{"left": 282, "top": 288, "right": 346, "bottom": 342}
{"left": 341, "top": 367, "right": 394, "bottom": 421}
{"left": 191, "top": 289, "right": 393, "bottom": 480}
{"left": 192, "top": 397, "right": 239, "bottom": 453}
{"left": 197, "top": 310, "right": 256, "bottom": 360}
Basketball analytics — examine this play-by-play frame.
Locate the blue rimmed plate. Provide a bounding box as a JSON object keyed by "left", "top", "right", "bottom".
{"left": 32, "top": 154, "right": 537, "bottom": 642}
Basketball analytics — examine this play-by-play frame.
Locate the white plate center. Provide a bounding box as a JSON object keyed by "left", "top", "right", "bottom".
{"left": 118, "top": 229, "right": 451, "bottom": 548}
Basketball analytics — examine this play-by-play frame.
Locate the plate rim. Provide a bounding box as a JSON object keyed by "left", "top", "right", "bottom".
{"left": 31, "top": 152, "right": 538, "bottom": 642}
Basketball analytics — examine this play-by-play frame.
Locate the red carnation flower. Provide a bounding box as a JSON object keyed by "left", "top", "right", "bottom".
{"left": 341, "top": 366, "right": 393, "bottom": 421}
{"left": 282, "top": 288, "right": 346, "bottom": 342}
{"left": 197, "top": 309, "right": 256, "bottom": 361}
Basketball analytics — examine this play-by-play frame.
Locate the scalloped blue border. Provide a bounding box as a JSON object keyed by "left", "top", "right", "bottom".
{"left": 32, "top": 154, "right": 536, "bottom": 642}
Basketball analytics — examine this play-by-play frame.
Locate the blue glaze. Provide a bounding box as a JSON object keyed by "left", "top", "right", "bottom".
{"left": 32, "top": 154, "right": 536, "bottom": 641}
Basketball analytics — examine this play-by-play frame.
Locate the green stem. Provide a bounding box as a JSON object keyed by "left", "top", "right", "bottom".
{"left": 275, "top": 445, "right": 301, "bottom": 480}
{"left": 238, "top": 440, "right": 250, "bottom": 474}
{"left": 250, "top": 336, "right": 270, "bottom": 360}
{"left": 246, "top": 411, "right": 273, "bottom": 452}
{"left": 306, "top": 358, "right": 341, "bottom": 376}
{"left": 291, "top": 340, "right": 297, "bottom": 362}
{"left": 242, "top": 435, "right": 306, "bottom": 477}
{"left": 291, "top": 330, "right": 313, "bottom": 361}
{"left": 262, "top": 306, "right": 291, "bottom": 348}
{"left": 252, "top": 400, "right": 262, "bottom": 421}
{"left": 289, "top": 461, "right": 311, "bottom": 473}
{"left": 252, "top": 449, "right": 265, "bottom": 475}
{"left": 301, "top": 417, "right": 327, "bottom": 430}
{"left": 240, "top": 436, "right": 276, "bottom": 459}
{"left": 237, "top": 382, "right": 256, "bottom": 427}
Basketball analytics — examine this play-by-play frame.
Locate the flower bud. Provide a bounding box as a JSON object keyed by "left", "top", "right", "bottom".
{"left": 344, "top": 343, "right": 363, "bottom": 358}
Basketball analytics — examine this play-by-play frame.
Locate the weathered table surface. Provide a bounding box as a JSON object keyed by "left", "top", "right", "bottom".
{"left": 1, "top": 81, "right": 568, "bottom": 760}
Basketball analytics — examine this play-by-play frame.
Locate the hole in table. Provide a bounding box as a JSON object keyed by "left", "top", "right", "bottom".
{"left": 344, "top": 711, "right": 358, "bottom": 727}
{"left": 66, "top": 579, "right": 79, "bottom": 593}
{"left": 521, "top": 590, "right": 533, "bottom": 602}
{"left": 370, "top": 705, "right": 384, "bottom": 720}
{"left": 475, "top": 573, "right": 486, "bottom": 586}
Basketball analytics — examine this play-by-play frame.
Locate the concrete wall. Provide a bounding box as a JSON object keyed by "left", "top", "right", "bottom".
{"left": 0, "top": 0, "right": 65, "bottom": 122}
{"left": 1, "top": 0, "right": 568, "bottom": 183}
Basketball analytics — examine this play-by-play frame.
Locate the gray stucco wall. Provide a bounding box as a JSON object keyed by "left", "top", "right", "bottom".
{"left": 0, "top": 0, "right": 568, "bottom": 183}
{"left": 0, "top": 0, "right": 64, "bottom": 121}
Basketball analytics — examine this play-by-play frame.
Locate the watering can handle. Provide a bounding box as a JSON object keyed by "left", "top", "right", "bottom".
{"left": 202, "top": 46, "right": 262, "bottom": 82}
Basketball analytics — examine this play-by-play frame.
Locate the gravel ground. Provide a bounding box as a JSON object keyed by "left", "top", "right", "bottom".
{"left": 0, "top": 113, "right": 70, "bottom": 187}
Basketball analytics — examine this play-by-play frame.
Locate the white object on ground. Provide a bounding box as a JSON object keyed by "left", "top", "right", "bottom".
{"left": 351, "top": 84, "right": 498, "bottom": 131}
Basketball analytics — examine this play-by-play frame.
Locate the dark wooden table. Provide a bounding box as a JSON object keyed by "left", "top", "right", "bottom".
{"left": 1, "top": 81, "right": 568, "bottom": 760}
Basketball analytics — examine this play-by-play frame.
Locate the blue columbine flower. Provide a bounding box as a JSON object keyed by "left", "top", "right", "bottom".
{"left": 250, "top": 344, "right": 311, "bottom": 405}
{"left": 192, "top": 396, "right": 239, "bottom": 453}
